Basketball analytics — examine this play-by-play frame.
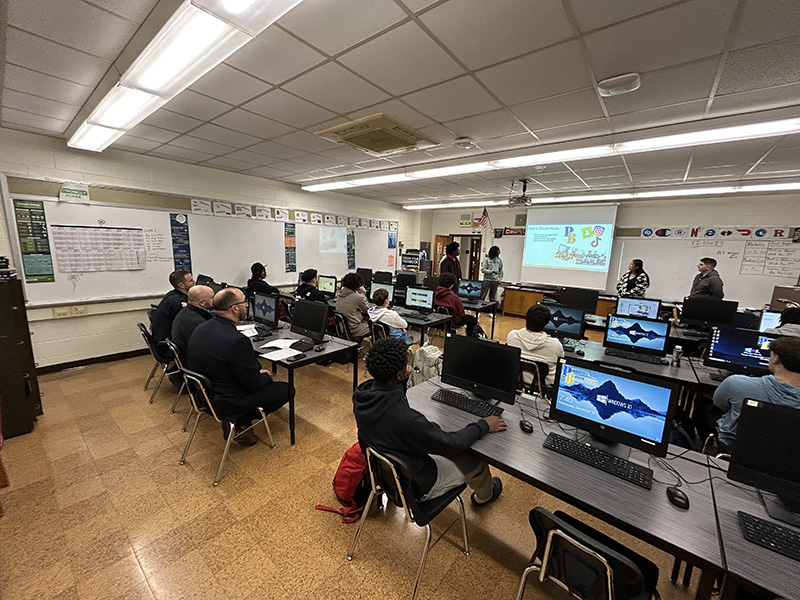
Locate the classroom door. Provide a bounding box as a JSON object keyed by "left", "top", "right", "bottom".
{"left": 468, "top": 237, "right": 481, "bottom": 280}
{"left": 433, "top": 235, "right": 452, "bottom": 275}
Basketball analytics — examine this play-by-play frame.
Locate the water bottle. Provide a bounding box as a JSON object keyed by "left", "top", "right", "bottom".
{"left": 671, "top": 345, "right": 683, "bottom": 367}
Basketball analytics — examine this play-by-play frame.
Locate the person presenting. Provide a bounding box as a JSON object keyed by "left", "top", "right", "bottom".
{"left": 170, "top": 285, "right": 214, "bottom": 360}
{"left": 368, "top": 287, "right": 408, "bottom": 342}
{"left": 246, "top": 262, "right": 280, "bottom": 297}
{"left": 336, "top": 272, "right": 370, "bottom": 342}
{"left": 434, "top": 272, "right": 477, "bottom": 336}
{"left": 353, "top": 337, "right": 505, "bottom": 505}
{"left": 481, "top": 246, "right": 503, "bottom": 301}
{"left": 294, "top": 268, "right": 328, "bottom": 303}
{"left": 765, "top": 306, "right": 800, "bottom": 337}
{"left": 689, "top": 257, "right": 724, "bottom": 298}
{"left": 712, "top": 336, "right": 800, "bottom": 452}
{"left": 506, "top": 304, "right": 564, "bottom": 386}
{"left": 187, "top": 288, "right": 290, "bottom": 445}
{"left": 151, "top": 269, "right": 195, "bottom": 347}
{"left": 439, "top": 241, "right": 461, "bottom": 281}
{"left": 616, "top": 259, "right": 650, "bottom": 298}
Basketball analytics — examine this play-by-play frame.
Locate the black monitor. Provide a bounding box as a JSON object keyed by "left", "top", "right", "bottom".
{"left": 208, "top": 281, "right": 225, "bottom": 295}
{"left": 252, "top": 293, "right": 278, "bottom": 328}
{"left": 616, "top": 297, "right": 661, "bottom": 320}
{"left": 356, "top": 268, "right": 373, "bottom": 287}
{"left": 759, "top": 311, "right": 782, "bottom": 332}
{"left": 542, "top": 304, "right": 585, "bottom": 340}
{"left": 441, "top": 334, "right": 521, "bottom": 405}
{"left": 680, "top": 296, "right": 739, "bottom": 329}
{"left": 370, "top": 282, "right": 394, "bottom": 303}
{"left": 704, "top": 327, "right": 776, "bottom": 375}
{"left": 423, "top": 276, "right": 440, "bottom": 290}
{"left": 560, "top": 287, "right": 599, "bottom": 314}
{"left": 457, "top": 279, "right": 483, "bottom": 299}
{"left": 604, "top": 314, "right": 670, "bottom": 357}
{"left": 405, "top": 287, "right": 434, "bottom": 313}
{"left": 551, "top": 357, "right": 680, "bottom": 458}
{"left": 373, "top": 271, "right": 392, "bottom": 284}
{"left": 728, "top": 400, "right": 800, "bottom": 526}
{"left": 196, "top": 274, "right": 214, "bottom": 286}
{"left": 290, "top": 300, "right": 329, "bottom": 343}
{"left": 317, "top": 275, "right": 337, "bottom": 295}
{"left": 395, "top": 273, "right": 417, "bottom": 290}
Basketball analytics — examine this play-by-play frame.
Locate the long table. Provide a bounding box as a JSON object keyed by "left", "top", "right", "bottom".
{"left": 462, "top": 298, "right": 498, "bottom": 339}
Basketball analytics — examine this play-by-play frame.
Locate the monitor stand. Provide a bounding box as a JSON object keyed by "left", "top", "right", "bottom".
{"left": 760, "top": 491, "right": 800, "bottom": 528}
{"left": 585, "top": 434, "right": 632, "bottom": 460}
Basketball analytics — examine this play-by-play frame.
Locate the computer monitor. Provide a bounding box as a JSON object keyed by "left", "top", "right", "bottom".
{"left": 542, "top": 304, "right": 585, "bottom": 341}
{"left": 457, "top": 279, "right": 483, "bottom": 299}
{"left": 405, "top": 287, "right": 434, "bottom": 313}
{"left": 373, "top": 271, "right": 393, "bottom": 284}
{"left": 759, "top": 311, "right": 782, "bottom": 332}
{"left": 208, "top": 281, "right": 225, "bottom": 295}
{"left": 423, "top": 276, "right": 440, "bottom": 290}
{"left": 441, "top": 334, "right": 521, "bottom": 405}
{"left": 604, "top": 314, "right": 670, "bottom": 357}
{"left": 616, "top": 297, "right": 661, "bottom": 320}
{"left": 560, "top": 287, "right": 599, "bottom": 314}
{"left": 370, "top": 282, "right": 394, "bottom": 303}
{"left": 196, "top": 274, "right": 214, "bottom": 286}
{"left": 252, "top": 293, "right": 278, "bottom": 328}
{"left": 356, "top": 268, "right": 373, "bottom": 287}
{"left": 290, "top": 299, "right": 329, "bottom": 343}
{"left": 680, "top": 296, "right": 739, "bottom": 329}
{"left": 317, "top": 275, "right": 337, "bottom": 294}
{"left": 728, "top": 400, "right": 800, "bottom": 526}
{"left": 551, "top": 357, "right": 680, "bottom": 458}
{"left": 395, "top": 273, "right": 417, "bottom": 290}
{"left": 704, "top": 327, "right": 776, "bottom": 375}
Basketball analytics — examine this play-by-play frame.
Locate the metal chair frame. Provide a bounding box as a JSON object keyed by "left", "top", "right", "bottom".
{"left": 137, "top": 322, "right": 176, "bottom": 404}
{"left": 163, "top": 339, "right": 194, "bottom": 432}
{"left": 519, "top": 359, "right": 550, "bottom": 400}
{"left": 370, "top": 320, "right": 391, "bottom": 341}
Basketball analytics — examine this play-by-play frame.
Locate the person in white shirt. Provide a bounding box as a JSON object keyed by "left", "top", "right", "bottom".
{"left": 506, "top": 304, "right": 564, "bottom": 386}
{"left": 368, "top": 287, "right": 408, "bottom": 342}
{"left": 765, "top": 306, "right": 800, "bottom": 337}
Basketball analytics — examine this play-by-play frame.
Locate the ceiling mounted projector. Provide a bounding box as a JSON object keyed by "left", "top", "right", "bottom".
{"left": 508, "top": 178, "right": 533, "bottom": 207}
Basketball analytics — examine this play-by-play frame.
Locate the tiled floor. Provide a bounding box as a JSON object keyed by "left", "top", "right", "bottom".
{"left": 1, "top": 314, "right": 702, "bottom": 600}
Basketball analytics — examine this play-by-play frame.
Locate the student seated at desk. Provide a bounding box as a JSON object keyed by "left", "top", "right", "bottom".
{"left": 353, "top": 338, "right": 505, "bottom": 505}
{"left": 506, "top": 304, "right": 564, "bottom": 386}
{"left": 434, "top": 272, "right": 477, "bottom": 336}
{"left": 151, "top": 269, "right": 195, "bottom": 347}
{"left": 294, "top": 268, "right": 328, "bottom": 303}
{"left": 171, "top": 285, "right": 214, "bottom": 360}
{"left": 368, "top": 287, "right": 408, "bottom": 342}
{"left": 765, "top": 306, "right": 800, "bottom": 337}
{"left": 336, "top": 272, "right": 370, "bottom": 342}
{"left": 711, "top": 336, "right": 800, "bottom": 453}
{"left": 246, "top": 262, "right": 280, "bottom": 297}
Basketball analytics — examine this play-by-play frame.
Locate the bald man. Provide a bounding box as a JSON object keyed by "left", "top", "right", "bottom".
{"left": 171, "top": 285, "right": 214, "bottom": 360}
{"left": 187, "top": 288, "right": 290, "bottom": 445}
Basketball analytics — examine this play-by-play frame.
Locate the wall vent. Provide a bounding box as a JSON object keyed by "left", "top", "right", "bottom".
{"left": 315, "top": 113, "right": 439, "bottom": 157}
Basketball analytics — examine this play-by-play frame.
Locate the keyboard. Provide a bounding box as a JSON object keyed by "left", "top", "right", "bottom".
{"left": 738, "top": 511, "right": 800, "bottom": 562}
{"left": 543, "top": 432, "right": 653, "bottom": 489}
{"left": 604, "top": 348, "right": 666, "bottom": 365}
{"left": 290, "top": 340, "right": 315, "bottom": 352}
{"left": 431, "top": 388, "right": 504, "bottom": 418}
{"left": 681, "top": 329, "right": 708, "bottom": 338}
{"left": 255, "top": 324, "right": 275, "bottom": 336}
{"left": 563, "top": 344, "right": 576, "bottom": 353}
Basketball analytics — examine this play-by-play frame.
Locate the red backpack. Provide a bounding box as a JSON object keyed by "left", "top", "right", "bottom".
{"left": 315, "top": 442, "right": 370, "bottom": 523}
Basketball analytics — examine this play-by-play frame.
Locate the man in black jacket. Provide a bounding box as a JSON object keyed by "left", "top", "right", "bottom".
{"left": 294, "top": 268, "right": 328, "bottom": 302}
{"left": 187, "top": 288, "right": 290, "bottom": 445}
{"left": 171, "top": 285, "right": 214, "bottom": 360}
{"left": 689, "top": 257, "right": 724, "bottom": 298}
{"left": 151, "top": 270, "right": 195, "bottom": 347}
{"left": 353, "top": 338, "right": 505, "bottom": 504}
{"left": 438, "top": 241, "right": 461, "bottom": 281}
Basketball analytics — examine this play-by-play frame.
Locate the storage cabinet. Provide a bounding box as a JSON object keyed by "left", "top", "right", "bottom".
{"left": 502, "top": 288, "right": 543, "bottom": 317}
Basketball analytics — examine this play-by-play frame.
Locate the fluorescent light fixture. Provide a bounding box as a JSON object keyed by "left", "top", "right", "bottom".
{"left": 193, "top": 0, "right": 305, "bottom": 36}
{"left": 408, "top": 163, "right": 495, "bottom": 179}
{"left": 302, "top": 181, "right": 357, "bottom": 192}
{"left": 352, "top": 173, "right": 410, "bottom": 186}
{"left": 635, "top": 186, "right": 736, "bottom": 199}
{"left": 738, "top": 182, "right": 800, "bottom": 192}
{"left": 67, "top": 123, "right": 126, "bottom": 152}
{"left": 404, "top": 200, "right": 507, "bottom": 210}
{"left": 492, "top": 145, "right": 616, "bottom": 169}
{"left": 86, "top": 85, "right": 168, "bottom": 130}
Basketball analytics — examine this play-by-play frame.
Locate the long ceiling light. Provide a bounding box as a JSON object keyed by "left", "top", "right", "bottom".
{"left": 304, "top": 118, "right": 800, "bottom": 193}
{"left": 68, "top": 0, "right": 304, "bottom": 151}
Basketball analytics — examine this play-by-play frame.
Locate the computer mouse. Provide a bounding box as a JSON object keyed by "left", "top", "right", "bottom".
{"left": 661, "top": 358, "right": 670, "bottom": 365}
{"left": 666, "top": 486, "right": 690, "bottom": 509}
{"left": 519, "top": 420, "right": 534, "bottom": 434}
{"left": 314, "top": 345, "right": 325, "bottom": 352}
{"left": 576, "top": 349, "right": 585, "bottom": 356}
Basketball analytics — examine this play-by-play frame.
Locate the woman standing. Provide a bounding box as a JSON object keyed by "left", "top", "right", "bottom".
{"left": 616, "top": 259, "right": 650, "bottom": 298}
{"left": 481, "top": 246, "right": 504, "bottom": 301}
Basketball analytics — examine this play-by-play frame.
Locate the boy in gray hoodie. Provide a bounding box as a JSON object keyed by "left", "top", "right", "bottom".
{"left": 506, "top": 304, "right": 565, "bottom": 386}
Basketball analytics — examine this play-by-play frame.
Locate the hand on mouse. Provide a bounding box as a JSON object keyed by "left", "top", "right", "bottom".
{"left": 483, "top": 416, "right": 507, "bottom": 432}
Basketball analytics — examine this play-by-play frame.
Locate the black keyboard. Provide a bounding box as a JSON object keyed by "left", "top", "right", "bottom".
{"left": 604, "top": 348, "right": 666, "bottom": 365}
{"left": 255, "top": 324, "right": 275, "bottom": 336}
{"left": 431, "top": 388, "right": 504, "bottom": 418}
{"left": 543, "top": 432, "right": 653, "bottom": 489}
{"left": 738, "top": 511, "right": 800, "bottom": 562}
{"left": 291, "top": 340, "right": 315, "bottom": 352}
{"left": 563, "top": 344, "right": 576, "bottom": 353}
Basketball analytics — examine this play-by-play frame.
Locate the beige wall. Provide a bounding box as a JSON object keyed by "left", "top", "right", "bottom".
{"left": 0, "top": 127, "right": 418, "bottom": 367}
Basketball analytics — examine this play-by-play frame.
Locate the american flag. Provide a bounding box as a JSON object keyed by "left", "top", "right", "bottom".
{"left": 479, "top": 206, "right": 489, "bottom": 228}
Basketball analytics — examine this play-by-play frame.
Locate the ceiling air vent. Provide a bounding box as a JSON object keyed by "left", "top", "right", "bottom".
{"left": 315, "top": 113, "right": 439, "bottom": 157}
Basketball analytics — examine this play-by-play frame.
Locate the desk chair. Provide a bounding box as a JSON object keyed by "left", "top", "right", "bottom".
{"left": 370, "top": 321, "right": 391, "bottom": 341}
{"left": 429, "top": 306, "right": 456, "bottom": 341}
{"left": 179, "top": 367, "right": 275, "bottom": 485}
{"left": 348, "top": 447, "right": 470, "bottom": 600}
{"left": 137, "top": 322, "right": 173, "bottom": 404}
{"left": 517, "top": 508, "right": 659, "bottom": 600}
{"left": 163, "top": 339, "right": 194, "bottom": 432}
{"left": 519, "top": 359, "right": 550, "bottom": 400}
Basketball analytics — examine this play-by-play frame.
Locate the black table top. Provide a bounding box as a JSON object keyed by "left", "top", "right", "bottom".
{"left": 244, "top": 321, "right": 357, "bottom": 367}
{"left": 577, "top": 340, "right": 700, "bottom": 385}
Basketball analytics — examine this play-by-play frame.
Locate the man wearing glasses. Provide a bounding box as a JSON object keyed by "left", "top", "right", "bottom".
{"left": 187, "top": 288, "right": 290, "bottom": 445}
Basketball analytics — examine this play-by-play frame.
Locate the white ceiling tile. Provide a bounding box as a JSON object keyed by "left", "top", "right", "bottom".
{"left": 82, "top": 0, "right": 159, "bottom": 23}
{"left": 749, "top": 161, "right": 800, "bottom": 175}
{"left": 338, "top": 22, "right": 465, "bottom": 96}
{"left": 347, "top": 99, "right": 433, "bottom": 130}
{"left": 422, "top": 145, "right": 485, "bottom": 161}
{"left": 1, "top": 107, "right": 70, "bottom": 133}
{"left": 318, "top": 146, "right": 374, "bottom": 163}
{"left": 476, "top": 41, "right": 594, "bottom": 107}
{"left": 717, "top": 37, "right": 800, "bottom": 95}
{"left": 419, "top": 0, "right": 573, "bottom": 70}
{"left": 569, "top": 0, "right": 682, "bottom": 33}
{"left": 3, "top": 90, "right": 80, "bottom": 121}
{"left": 513, "top": 89, "right": 605, "bottom": 130}
{"left": 225, "top": 27, "right": 326, "bottom": 85}
{"left": 150, "top": 145, "right": 216, "bottom": 163}
{"left": 248, "top": 140, "right": 309, "bottom": 160}
{"left": 127, "top": 123, "right": 180, "bottom": 143}
{"left": 6, "top": 28, "right": 110, "bottom": 87}
{"left": 223, "top": 149, "right": 279, "bottom": 165}
{"left": 164, "top": 90, "right": 232, "bottom": 121}
{"left": 397, "top": 0, "right": 438, "bottom": 12}
{"left": 170, "top": 135, "right": 236, "bottom": 156}
{"left": 111, "top": 136, "right": 161, "bottom": 152}
{"left": 476, "top": 133, "right": 539, "bottom": 153}
{"left": 383, "top": 152, "right": 439, "bottom": 166}
{"left": 277, "top": 0, "right": 407, "bottom": 56}
{"left": 189, "top": 123, "right": 263, "bottom": 148}
{"left": 624, "top": 147, "right": 692, "bottom": 166}
{"left": 283, "top": 63, "right": 391, "bottom": 113}
{"left": 569, "top": 156, "right": 627, "bottom": 170}
{"left": 189, "top": 64, "right": 271, "bottom": 105}
{"left": 272, "top": 130, "right": 338, "bottom": 153}
{"left": 580, "top": 176, "right": 633, "bottom": 187}
{"left": 442, "top": 110, "right": 527, "bottom": 141}
{"left": 402, "top": 76, "right": 502, "bottom": 122}
{"left": 583, "top": 0, "right": 736, "bottom": 77}
{"left": 708, "top": 83, "right": 800, "bottom": 118}
{"left": 533, "top": 118, "right": 612, "bottom": 144}
{"left": 731, "top": 0, "right": 800, "bottom": 50}
{"left": 3, "top": 64, "right": 93, "bottom": 106}
{"left": 763, "top": 147, "right": 800, "bottom": 163}
{"left": 198, "top": 157, "right": 253, "bottom": 171}
{"left": 264, "top": 160, "right": 311, "bottom": 174}
{"left": 609, "top": 100, "right": 707, "bottom": 133}
{"left": 142, "top": 110, "right": 203, "bottom": 133}
{"left": 291, "top": 154, "right": 345, "bottom": 169}
{"left": 242, "top": 89, "right": 336, "bottom": 128}
{"left": 211, "top": 109, "right": 295, "bottom": 139}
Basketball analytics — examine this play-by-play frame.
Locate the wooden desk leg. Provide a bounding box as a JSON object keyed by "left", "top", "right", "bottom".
{"left": 694, "top": 567, "right": 717, "bottom": 600}
{"left": 352, "top": 348, "right": 358, "bottom": 392}
{"left": 289, "top": 367, "right": 295, "bottom": 445}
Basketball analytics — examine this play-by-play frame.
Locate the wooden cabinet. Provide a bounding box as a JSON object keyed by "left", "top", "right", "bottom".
{"left": 502, "top": 288, "right": 543, "bottom": 317}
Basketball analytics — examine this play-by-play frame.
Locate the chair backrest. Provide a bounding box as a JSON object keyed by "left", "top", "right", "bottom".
{"left": 520, "top": 359, "right": 550, "bottom": 397}
{"left": 180, "top": 367, "right": 221, "bottom": 422}
{"left": 138, "top": 322, "right": 169, "bottom": 363}
{"left": 370, "top": 320, "right": 391, "bottom": 340}
{"left": 365, "top": 447, "right": 416, "bottom": 521}
{"left": 164, "top": 338, "right": 184, "bottom": 370}
{"left": 333, "top": 311, "right": 352, "bottom": 341}
{"left": 373, "top": 271, "right": 393, "bottom": 284}
{"left": 148, "top": 307, "right": 158, "bottom": 324}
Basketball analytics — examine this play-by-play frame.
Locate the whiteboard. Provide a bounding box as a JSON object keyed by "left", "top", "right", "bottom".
{"left": 295, "top": 223, "right": 348, "bottom": 278}
{"left": 355, "top": 228, "right": 397, "bottom": 273}
{"left": 493, "top": 235, "right": 524, "bottom": 283}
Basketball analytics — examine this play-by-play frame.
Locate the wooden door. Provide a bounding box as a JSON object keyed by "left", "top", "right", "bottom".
{"left": 433, "top": 234, "right": 452, "bottom": 275}
{"left": 468, "top": 237, "right": 481, "bottom": 280}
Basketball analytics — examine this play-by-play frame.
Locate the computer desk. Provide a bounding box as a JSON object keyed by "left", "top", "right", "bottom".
{"left": 399, "top": 310, "right": 451, "bottom": 345}
{"left": 461, "top": 298, "right": 499, "bottom": 339}
{"left": 407, "top": 379, "right": 725, "bottom": 600}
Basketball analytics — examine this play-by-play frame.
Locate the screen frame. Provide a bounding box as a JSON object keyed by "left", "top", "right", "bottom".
{"left": 616, "top": 297, "right": 662, "bottom": 319}
{"left": 405, "top": 286, "right": 434, "bottom": 311}
{"left": 603, "top": 313, "right": 671, "bottom": 357}
{"left": 317, "top": 275, "right": 337, "bottom": 294}
{"left": 356, "top": 268, "right": 373, "bottom": 287}
{"left": 290, "top": 299, "right": 329, "bottom": 343}
{"left": 560, "top": 287, "right": 600, "bottom": 313}
{"left": 457, "top": 279, "right": 483, "bottom": 299}
{"left": 543, "top": 303, "right": 585, "bottom": 341}
{"left": 759, "top": 310, "right": 782, "bottom": 332}
{"left": 680, "top": 296, "right": 739, "bottom": 328}
{"left": 550, "top": 356, "right": 679, "bottom": 458}
{"left": 441, "top": 334, "right": 521, "bottom": 405}
{"left": 251, "top": 292, "right": 278, "bottom": 327}
{"left": 370, "top": 282, "right": 395, "bottom": 303}
{"left": 395, "top": 273, "right": 417, "bottom": 290}
{"left": 703, "top": 327, "right": 776, "bottom": 375}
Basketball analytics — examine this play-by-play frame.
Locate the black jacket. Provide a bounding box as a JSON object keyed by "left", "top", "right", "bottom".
{"left": 439, "top": 255, "right": 460, "bottom": 280}
{"left": 151, "top": 289, "right": 187, "bottom": 345}
{"left": 247, "top": 278, "right": 280, "bottom": 297}
{"left": 294, "top": 282, "right": 327, "bottom": 303}
{"left": 187, "top": 315, "right": 273, "bottom": 412}
{"left": 689, "top": 269, "right": 724, "bottom": 298}
{"left": 171, "top": 303, "right": 213, "bottom": 359}
{"left": 352, "top": 379, "right": 489, "bottom": 498}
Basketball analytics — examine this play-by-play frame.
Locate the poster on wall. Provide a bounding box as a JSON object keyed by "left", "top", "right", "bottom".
{"left": 294, "top": 210, "right": 308, "bottom": 223}
{"left": 51, "top": 225, "right": 146, "bottom": 272}
{"left": 388, "top": 232, "right": 397, "bottom": 249}
{"left": 371, "top": 220, "right": 381, "bottom": 230}
{"left": 284, "top": 222, "right": 296, "bottom": 272}
{"left": 347, "top": 228, "right": 356, "bottom": 270}
{"left": 59, "top": 183, "right": 90, "bottom": 203}
{"left": 381, "top": 221, "right": 389, "bottom": 231}
{"left": 274, "top": 208, "right": 289, "bottom": 221}
{"left": 191, "top": 199, "right": 212, "bottom": 214}
{"left": 349, "top": 217, "right": 360, "bottom": 227}
{"left": 324, "top": 214, "right": 336, "bottom": 226}
{"left": 213, "top": 201, "right": 232, "bottom": 217}
{"left": 13, "top": 199, "right": 55, "bottom": 283}
{"left": 337, "top": 216, "right": 348, "bottom": 227}
{"left": 234, "top": 204, "right": 252, "bottom": 218}
{"left": 170, "top": 213, "right": 191, "bottom": 272}
{"left": 639, "top": 226, "right": 798, "bottom": 239}
{"left": 389, "top": 222, "right": 398, "bottom": 232}
{"left": 311, "top": 213, "right": 323, "bottom": 224}
{"left": 361, "top": 218, "right": 370, "bottom": 229}
{"left": 255, "top": 206, "right": 272, "bottom": 220}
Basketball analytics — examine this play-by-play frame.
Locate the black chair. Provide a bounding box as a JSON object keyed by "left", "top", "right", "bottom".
{"left": 348, "top": 447, "right": 470, "bottom": 600}
{"left": 137, "top": 322, "right": 173, "bottom": 404}
{"left": 517, "top": 507, "right": 659, "bottom": 600}
{"left": 164, "top": 339, "right": 194, "bottom": 432}
{"left": 370, "top": 321, "right": 391, "bottom": 341}
{"left": 179, "top": 367, "right": 275, "bottom": 486}
{"left": 373, "top": 271, "right": 393, "bottom": 284}
{"left": 519, "top": 359, "right": 550, "bottom": 399}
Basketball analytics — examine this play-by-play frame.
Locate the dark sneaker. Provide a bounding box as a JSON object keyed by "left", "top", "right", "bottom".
{"left": 471, "top": 477, "right": 503, "bottom": 506}
{"left": 233, "top": 425, "right": 258, "bottom": 446}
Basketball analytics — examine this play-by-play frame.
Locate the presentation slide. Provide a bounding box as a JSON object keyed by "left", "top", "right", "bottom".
{"left": 523, "top": 224, "right": 613, "bottom": 272}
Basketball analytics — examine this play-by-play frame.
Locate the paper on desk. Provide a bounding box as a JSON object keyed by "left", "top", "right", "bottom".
{"left": 258, "top": 338, "right": 296, "bottom": 350}
{"left": 237, "top": 325, "right": 258, "bottom": 337}
{"left": 260, "top": 348, "right": 302, "bottom": 361}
